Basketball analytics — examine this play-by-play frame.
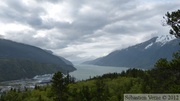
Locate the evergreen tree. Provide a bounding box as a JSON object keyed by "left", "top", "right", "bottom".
{"left": 93, "top": 79, "right": 110, "bottom": 101}
{"left": 154, "top": 58, "right": 169, "bottom": 68}
{"left": 79, "top": 86, "right": 92, "bottom": 101}
{"left": 164, "top": 9, "right": 180, "bottom": 37}
{"left": 51, "top": 71, "right": 68, "bottom": 101}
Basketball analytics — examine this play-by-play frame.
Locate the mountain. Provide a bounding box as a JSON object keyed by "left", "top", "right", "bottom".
{"left": 44, "top": 49, "right": 73, "bottom": 65}
{"left": 84, "top": 35, "right": 180, "bottom": 69}
{"left": 59, "top": 56, "right": 73, "bottom": 66}
{"left": 0, "top": 39, "right": 76, "bottom": 81}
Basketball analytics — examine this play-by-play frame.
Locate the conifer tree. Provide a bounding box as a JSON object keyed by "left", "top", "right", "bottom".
{"left": 164, "top": 9, "right": 180, "bottom": 37}
{"left": 51, "top": 71, "right": 68, "bottom": 101}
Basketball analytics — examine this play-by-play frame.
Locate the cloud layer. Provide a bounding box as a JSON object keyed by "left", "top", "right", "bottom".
{"left": 0, "top": 0, "right": 180, "bottom": 63}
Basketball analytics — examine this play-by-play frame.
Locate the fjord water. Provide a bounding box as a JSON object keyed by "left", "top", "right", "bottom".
{"left": 70, "top": 64, "right": 129, "bottom": 80}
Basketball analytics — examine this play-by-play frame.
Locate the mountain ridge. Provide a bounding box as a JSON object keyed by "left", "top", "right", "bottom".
{"left": 0, "top": 38, "right": 76, "bottom": 81}
{"left": 83, "top": 35, "right": 180, "bottom": 69}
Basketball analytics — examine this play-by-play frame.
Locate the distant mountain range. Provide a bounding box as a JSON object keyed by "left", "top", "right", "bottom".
{"left": 83, "top": 35, "right": 180, "bottom": 69}
{"left": 0, "top": 39, "right": 76, "bottom": 82}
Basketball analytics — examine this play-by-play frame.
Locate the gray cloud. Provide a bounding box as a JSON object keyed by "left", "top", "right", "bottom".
{"left": 0, "top": 0, "right": 180, "bottom": 63}
{"left": 37, "top": 0, "right": 63, "bottom": 3}
{"left": 0, "top": 0, "right": 45, "bottom": 28}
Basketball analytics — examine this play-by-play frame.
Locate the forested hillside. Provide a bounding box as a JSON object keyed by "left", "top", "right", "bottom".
{"left": 0, "top": 59, "right": 74, "bottom": 82}
{"left": 84, "top": 35, "right": 180, "bottom": 69}
{"left": 1, "top": 52, "right": 180, "bottom": 101}
{"left": 0, "top": 39, "right": 76, "bottom": 81}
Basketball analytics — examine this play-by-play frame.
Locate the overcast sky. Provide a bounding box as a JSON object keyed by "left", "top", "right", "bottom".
{"left": 0, "top": 0, "right": 180, "bottom": 63}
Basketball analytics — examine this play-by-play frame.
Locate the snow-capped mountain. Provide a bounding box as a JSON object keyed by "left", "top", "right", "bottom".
{"left": 83, "top": 35, "right": 180, "bottom": 69}
{"left": 145, "top": 35, "right": 176, "bottom": 49}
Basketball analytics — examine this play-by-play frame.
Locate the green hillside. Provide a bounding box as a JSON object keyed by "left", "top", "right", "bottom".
{"left": 0, "top": 39, "right": 76, "bottom": 81}
{"left": 0, "top": 58, "right": 74, "bottom": 82}
{"left": 1, "top": 53, "right": 179, "bottom": 101}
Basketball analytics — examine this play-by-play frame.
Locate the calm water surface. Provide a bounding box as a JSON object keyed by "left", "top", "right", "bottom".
{"left": 70, "top": 64, "right": 129, "bottom": 80}
{"left": 0, "top": 64, "right": 129, "bottom": 92}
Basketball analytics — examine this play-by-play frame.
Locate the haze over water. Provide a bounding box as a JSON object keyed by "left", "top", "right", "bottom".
{"left": 70, "top": 64, "right": 129, "bottom": 80}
